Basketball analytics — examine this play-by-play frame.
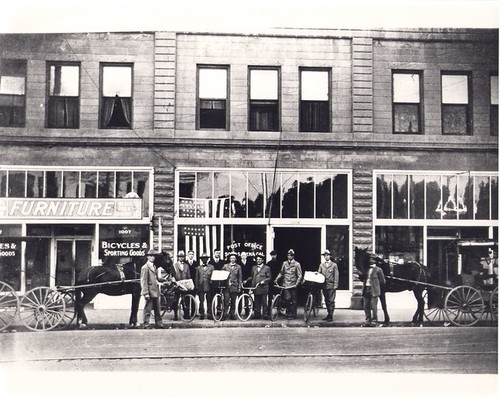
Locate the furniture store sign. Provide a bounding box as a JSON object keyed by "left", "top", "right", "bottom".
{"left": 0, "top": 198, "right": 142, "bottom": 220}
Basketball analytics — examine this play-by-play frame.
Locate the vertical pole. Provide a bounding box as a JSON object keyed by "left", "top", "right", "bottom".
{"left": 158, "top": 216, "right": 162, "bottom": 251}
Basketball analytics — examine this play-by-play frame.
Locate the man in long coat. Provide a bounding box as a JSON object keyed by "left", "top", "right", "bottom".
{"left": 318, "top": 249, "right": 339, "bottom": 322}
{"left": 140, "top": 249, "right": 163, "bottom": 328}
{"left": 362, "top": 256, "right": 386, "bottom": 326}
{"left": 246, "top": 253, "right": 271, "bottom": 319}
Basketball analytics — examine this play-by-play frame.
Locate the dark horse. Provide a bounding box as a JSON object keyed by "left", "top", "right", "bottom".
{"left": 74, "top": 251, "right": 172, "bottom": 328}
{"left": 354, "top": 247, "right": 432, "bottom": 326}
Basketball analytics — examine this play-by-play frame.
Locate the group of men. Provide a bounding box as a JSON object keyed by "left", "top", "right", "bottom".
{"left": 140, "top": 246, "right": 346, "bottom": 328}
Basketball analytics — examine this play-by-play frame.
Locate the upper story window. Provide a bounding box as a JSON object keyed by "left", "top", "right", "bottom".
{"left": 197, "top": 65, "right": 229, "bottom": 129}
{"left": 249, "top": 67, "right": 280, "bottom": 131}
{"left": 100, "top": 64, "right": 132, "bottom": 129}
{"left": 300, "top": 68, "right": 330, "bottom": 132}
{"left": 0, "top": 59, "right": 26, "bottom": 128}
{"left": 441, "top": 72, "right": 471, "bottom": 135}
{"left": 393, "top": 71, "right": 422, "bottom": 134}
{"left": 490, "top": 74, "right": 498, "bottom": 136}
{"left": 46, "top": 63, "right": 80, "bottom": 128}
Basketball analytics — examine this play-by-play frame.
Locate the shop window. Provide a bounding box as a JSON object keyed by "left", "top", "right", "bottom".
{"left": 332, "top": 174, "right": 348, "bottom": 218}
{"left": 393, "top": 71, "right": 422, "bottom": 134}
{"left": 26, "top": 171, "right": 44, "bottom": 198}
{"left": 425, "top": 175, "right": 441, "bottom": 219}
{"left": 134, "top": 171, "right": 150, "bottom": 217}
{"left": 116, "top": 171, "right": 132, "bottom": 198}
{"left": 491, "top": 74, "right": 498, "bottom": 136}
{"left": 81, "top": 171, "right": 97, "bottom": 198}
{"left": 249, "top": 68, "right": 280, "bottom": 131}
{"left": 99, "top": 225, "right": 149, "bottom": 265}
{"left": 492, "top": 177, "right": 498, "bottom": 220}
{"left": 441, "top": 73, "right": 471, "bottom": 135}
{"left": 300, "top": 69, "right": 330, "bottom": 132}
{"left": 98, "top": 171, "right": 115, "bottom": 198}
{"left": 0, "top": 225, "right": 23, "bottom": 290}
{"left": 316, "top": 174, "right": 332, "bottom": 218}
{"left": 45, "top": 171, "right": 62, "bottom": 198}
{"left": 47, "top": 63, "right": 80, "bottom": 128}
{"left": 458, "top": 174, "right": 474, "bottom": 220}
{"left": 231, "top": 172, "right": 247, "bottom": 218}
{"left": 100, "top": 64, "right": 132, "bottom": 129}
{"left": 375, "top": 226, "right": 424, "bottom": 262}
{"left": 197, "top": 66, "right": 228, "bottom": 129}
{"left": 326, "top": 225, "right": 349, "bottom": 290}
{"left": 8, "top": 171, "right": 25, "bottom": 197}
{"left": 376, "top": 175, "right": 392, "bottom": 219}
{"left": 0, "top": 59, "right": 26, "bottom": 127}
{"left": 299, "top": 174, "right": 315, "bottom": 218}
{"left": 281, "top": 172, "right": 298, "bottom": 218}
{"left": 410, "top": 175, "right": 425, "bottom": 219}
{"left": 63, "top": 171, "right": 80, "bottom": 198}
{"left": 475, "top": 176, "right": 491, "bottom": 220}
{"left": 247, "top": 173, "right": 265, "bottom": 218}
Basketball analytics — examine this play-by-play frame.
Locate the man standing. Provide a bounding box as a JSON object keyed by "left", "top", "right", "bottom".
{"left": 195, "top": 253, "right": 214, "bottom": 320}
{"left": 140, "top": 249, "right": 163, "bottom": 329}
{"left": 239, "top": 251, "right": 254, "bottom": 283}
{"left": 185, "top": 250, "right": 198, "bottom": 282}
{"left": 275, "top": 249, "right": 302, "bottom": 319}
{"left": 318, "top": 249, "right": 339, "bottom": 322}
{"left": 266, "top": 250, "right": 280, "bottom": 314}
{"left": 172, "top": 250, "right": 191, "bottom": 320}
{"left": 209, "top": 248, "right": 224, "bottom": 271}
{"left": 246, "top": 253, "right": 271, "bottom": 319}
{"left": 222, "top": 252, "right": 242, "bottom": 320}
{"left": 362, "top": 256, "right": 386, "bottom": 327}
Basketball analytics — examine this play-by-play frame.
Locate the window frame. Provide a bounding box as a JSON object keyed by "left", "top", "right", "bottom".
{"left": 392, "top": 70, "right": 423, "bottom": 135}
{"left": 248, "top": 66, "right": 281, "bottom": 132}
{"left": 441, "top": 71, "right": 472, "bottom": 136}
{"left": 45, "top": 61, "right": 81, "bottom": 129}
{"left": 299, "top": 67, "right": 332, "bottom": 133}
{"left": 0, "top": 59, "right": 27, "bottom": 128}
{"left": 99, "top": 63, "right": 134, "bottom": 130}
{"left": 196, "top": 64, "right": 230, "bottom": 130}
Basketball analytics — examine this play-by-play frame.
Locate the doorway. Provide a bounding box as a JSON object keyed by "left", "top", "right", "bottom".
{"left": 55, "top": 239, "right": 92, "bottom": 286}
{"left": 273, "top": 226, "right": 321, "bottom": 304}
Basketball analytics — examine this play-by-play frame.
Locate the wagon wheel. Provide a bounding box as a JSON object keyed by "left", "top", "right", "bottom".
{"left": 445, "top": 285, "right": 484, "bottom": 327}
{"left": 489, "top": 286, "right": 498, "bottom": 322}
{"left": 55, "top": 291, "right": 76, "bottom": 329}
{"left": 423, "top": 288, "right": 449, "bottom": 325}
{"left": 19, "top": 287, "right": 66, "bottom": 331}
{"left": 0, "top": 281, "right": 20, "bottom": 332}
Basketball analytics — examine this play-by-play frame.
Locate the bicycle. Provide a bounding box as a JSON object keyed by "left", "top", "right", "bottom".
{"left": 302, "top": 271, "right": 326, "bottom": 322}
{"left": 270, "top": 284, "right": 296, "bottom": 321}
{"left": 236, "top": 286, "right": 255, "bottom": 321}
{"left": 210, "top": 270, "right": 230, "bottom": 322}
{"left": 160, "top": 282, "right": 197, "bottom": 323}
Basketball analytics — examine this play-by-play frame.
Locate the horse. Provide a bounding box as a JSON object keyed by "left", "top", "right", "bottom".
{"left": 354, "top": 246, "right": 432, "bottom": 326}
{"left": 74, "top": 251, "right": 172, "bottom": 329}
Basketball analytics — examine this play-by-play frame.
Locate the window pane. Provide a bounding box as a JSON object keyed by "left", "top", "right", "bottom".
{"left": 491, "top": 76, "right": 499, "bottom": 105}
{"left": 393, "top": 175, "right": 408, "bottom": 219}
{"left": 249, "top": 100, "right": 279, "bottom": 131}
{"left": 301, "top": 70, "right": 329, "bottom": 101}
{"left": 393, "top": 73, "right": 420, "bottom": 103}
{"left": 298, "top": 174, "right": 314, "bottom": 218}
{"left": 426, "top": 176, "right": 442, "bottom": 219}
{"left": 475, "top": 176, "right": 490, "bottom": 220}
{"left": 377, "top": 175, "right": 392, "bottom": 219}
{"left": 50, "top": 65, "right": 79, "bottom": 96}
{"left": 81, "top": 171, "right": 97, "bottom": 198}
{"left": 134, "top": 172, "right": 150, "bottom": 217}
{"left": 300, "top": 101, "right": 329, "bottom": 132}
{"left": 197, "top": 172, "right": 213, "bottom": 200}
{"left": 247, "top": 173, "right": 264, "bottom": 218}
{"left": 231, "top": 172, "right": 247, "bottom": 218}
{"left": 442, "top": 75, "right": 468, "bottom": 104}
{"left": 410, "top": 175, "right": 425, "bottom": 219}
{"left": 316, "top": 174, "right": 332, "bottom": 218}
{"left": 116, "top": 171, "right": 132, "bottom": 198}
{"left": 442, "top": 175, "right": 458, "bottom": 220}
{"left": 179, "top": 172, "right": 195, "bottom": 199}
{"left": 200, "top": 99, "right": 226, "bottom": 129}
{"left": 8, "top": 171, "right": 25, "bottom": 197}
{"left": 199, "top": 68, "right": 227, "bottom": 99}
{"left": 458, "top": 174, "right": 473, "bottom": 220}
{"left": 213, "top": 172, "right": 230, "bottom": 218}
{"left": 63, "top": 171, "right": 80, "bottom": 198}
{"left": 326, "top": 225, "right": 349, "bottom": 290}
{"left": 26, "top": 171, "right": 44, "bottom": 198}
{"left": 0, "top": 60, "right": 26, "bottom": 128}
{"left": 45, "top": 171, "right": 62, "bottom": 198}
{"left": 265, "top": 172, "right": 280, "bottom": 218}
{"left": 98, "top": 171, "right": 114, "bottom": 198}
{"left": 250, "top": 69, "right": 278, "bottom": 100}
{"left": 0, "top": 76, "right": 25, "bottom": 95}
{"left": 333, "top": 174, "right": 348, "bottom": 218}
{"left": 375, "top": 226, "right": 423, "bottom": 262}
{"left": 442, "top": 105, "right": 468, "bottom": 135}
{"left": 394, "top": 104, "right": 419, "bottom": 134}
{"left": 103, "top": 66, "right": 132, "bottom": 97}
{"left": 492, "top": 176, "right": 498, "bottom": 220}
{"left": 281, "top": 172, "right": 298, "bottom": 218}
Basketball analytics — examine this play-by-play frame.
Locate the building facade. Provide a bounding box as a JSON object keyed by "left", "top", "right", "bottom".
{"left": 0, "top": 28, "right": 498, "bottom": 308}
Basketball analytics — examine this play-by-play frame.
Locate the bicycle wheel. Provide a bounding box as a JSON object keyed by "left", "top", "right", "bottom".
{"left": 270, "top": 294, "right": 282, "bottom": 321}
{"left": 304, "top": 292, "right": 314, "bottom": 322}
{"left": 211, "top": 293, "right": 224, "bottom": 322}
{"left": 236, "top": 293, "right": 253, "bottom": 322}
{"left": 180, "top": 294, "right": 197, "bottom": 323}
{"left": 0, "top": 281, "right": 19, "bottom": 332}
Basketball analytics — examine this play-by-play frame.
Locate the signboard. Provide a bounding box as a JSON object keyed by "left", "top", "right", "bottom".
{"left": 99, "top": 224, "right": 149, "bottom": 260}
{"left": 0, "top": 198, "right": 142, "bottom": 220}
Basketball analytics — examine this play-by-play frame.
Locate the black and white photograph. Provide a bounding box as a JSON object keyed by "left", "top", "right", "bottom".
{"left": 0, "top": 1, "right": 498, "bottom": 397}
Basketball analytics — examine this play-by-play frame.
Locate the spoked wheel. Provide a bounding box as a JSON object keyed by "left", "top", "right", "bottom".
{"left": 489, "top": 287, "right": 498, "bottom": 322}
{"left": 423, "top": 288, "right": 449, "bottom": 325}
{"left": 180, "top": 294, "right": 197, "bottom": 323}
{"left": 445, "top": 285, "right": 485, "bottom": 327}
{"left": 0, "top": 281, "right": 19, "bottom": 332}
{"left": 236, "top": 293, "right": 253, "bottom": 322}
{"left": 55, "top": 291, "right": 76, "bottom": 329}
{"left": 19, "top": 287, "right": 66, "bottom": 331}
{"left": 304, "top": 293, "right": 314, "bottom": 322}
{"left": 211, "top": 293, "right": 224, "bottom": 322}
{"left": 270, "top": 294, "right": 282, "bottom": 321}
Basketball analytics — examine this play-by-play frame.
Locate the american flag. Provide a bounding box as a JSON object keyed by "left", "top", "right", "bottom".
{"left": 182, "top": 225, "right": 221, "bottom": 259}
{"left": 179, "top": 197, "right": 230, "bottom": 218}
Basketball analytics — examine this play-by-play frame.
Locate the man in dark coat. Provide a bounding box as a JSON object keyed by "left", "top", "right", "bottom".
{"left": 362, "top": 256, "right": 386, "bottom": 327}
{"left": 266, "top": 250, "right": 280, "bottom": 315}
{"left": 209, "top": 248, "right": 224, "bottom": 270}
{"left": 140, "top": 249, "right": 163, "bottom": 329}
{"left": 245, "top": 253, "right": 271, "bottom": 319}
{"left": 195, "top": 252, "right": 214, "bottom": 320}
{"left": 185, "top": 250, "right": 198, "bottom": 282}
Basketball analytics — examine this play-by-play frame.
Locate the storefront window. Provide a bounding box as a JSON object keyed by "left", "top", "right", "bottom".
{"left": 177, "top": 224, "right": 222, "bottom": 259}
{"left": 375, "top": 226, "right": 423, "bottom": 262}
{"left": 231, "top": 172, "right": 247, "bottom": 218}
{"left": 326, "top": 225, "right": 349, "bottom": 290}
{"left": 27, "top": 170, "right": 44, "bottom": 198}
{"left": 333, "top": 174, "right": 348, "bottom": 218}
{"left": 410, "top": 175, "right": 425, "bottom": 219}
{"left": 376, "top": 175, "right": 391, "bottom": 219}
{"left": 458, "top": 174, "right": 473, "bottom": 220}
{"left": 63, "top": 171, "right": 80, "bottom": 198}
{"left": 98, "top": 171, "right": 114, "bottom": 198}
{"left": 316, "top": 174, "right": 332, "bottom": 218}
{"left": 116, "top": 171, "right": 132, "bottom": 198}
{"left": 299, "top": 174, "right": 315, "bottom": 218}
{"left": 81, "top": 171, "right": 97, "bottom": 198}
{"left": 247, "top": 173, "right": 264, "bottom": 218}
{"left": 0, "top": 224, "right": 23, "bottom": 290}
{"left": 224, "top": 225, "right": 266, "bottom": 259}
{"left": 281, "top": 172, "right": 298, "bottom": 218}
{"left": 393, "top": 175, "right": 408, "bottom": 219}
{"left": 25, "top": 238, "right": 50, "bottom": 289}
{"left": 8, "top": 170, "right": 25, "bottom": 197}
{"left": 426, "top": 175, "right": 441, "bottom": 219}
{"left": 265, "top": 172, "right": 280, "bottom": 218}
{"left": 45, "top": 171, "right": 62, "bottom": 198}
{"left": 475, "top": 176, "right": 490, "bottom": 220}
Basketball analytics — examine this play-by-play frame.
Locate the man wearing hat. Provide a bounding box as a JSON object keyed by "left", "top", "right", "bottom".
{"left": 222, "top": 252, "right": 242, "bottom": 320}
{"left": 318, "top": 249, "right": 339, "bottom": 322}
{"left": 172, "top": 250, "right": 192, "bottom": 320}
{"left": 275, "top": 249, "right": 302, "bottom": 319}
{"left": 245, "top": 253, "right": 271, "bottom": 319}
{"left": 362, "top": 255, "right": 386, "bottom": 327}
{"left": 195, "top": 252, "right": 214, "bottom": 320}
{"left": 266, "top": 250, "right": 280, "bottom": 315}
{"left": 140, "top": 249, "right": 163, "bottom": 328}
